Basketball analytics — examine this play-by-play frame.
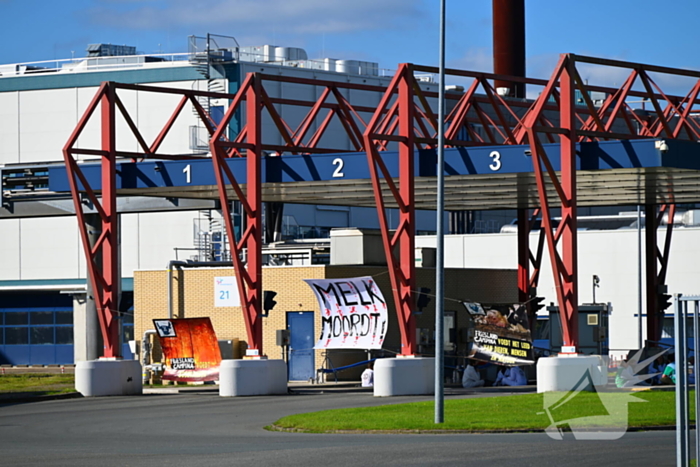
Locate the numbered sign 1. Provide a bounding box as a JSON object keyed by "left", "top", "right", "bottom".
{"left": 214, "top": 276, "right": 241, "bottom": 307}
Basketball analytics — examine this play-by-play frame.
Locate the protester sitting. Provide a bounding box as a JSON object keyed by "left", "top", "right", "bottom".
{"left": 493, "top": 365, "right": 527, "bottom": 386}
{"left": 361, "top": 363, "right": 374, "bottom": 387}
{"left": 648, "top": 354, "right": 667, "bottom": 385}
{"left": 660, "top": 354, "right": 676, "bottom": 385}
{"left": 615, "top": 359, "right": 639, "bottom": 388}
{"left": 461, "top": 360, "right": 485, "bottom": 388}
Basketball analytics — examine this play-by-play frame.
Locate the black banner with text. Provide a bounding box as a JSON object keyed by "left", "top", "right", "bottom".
{"left": 467, "top": 303, "right": 534, "bottom": 366}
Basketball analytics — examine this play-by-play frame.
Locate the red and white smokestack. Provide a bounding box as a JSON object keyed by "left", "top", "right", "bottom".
{"left": 493, "top": 0, "right": 526, "bottom": 98}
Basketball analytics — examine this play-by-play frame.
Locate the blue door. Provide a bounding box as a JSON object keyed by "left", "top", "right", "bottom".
{"left": 288, "top": 312, "right": 315, "bottom": 381}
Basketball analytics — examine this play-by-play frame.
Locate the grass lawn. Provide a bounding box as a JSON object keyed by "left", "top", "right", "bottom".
{"left": 269, "top": 390, "right": 692, "bottom": 433}
{"left": 0, "top": 374, "right": 76, "bottom": 396}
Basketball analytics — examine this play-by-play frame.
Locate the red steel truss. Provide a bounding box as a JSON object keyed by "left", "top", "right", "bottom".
{"left": 65, "top": 53, "right": 700, "bottom": 357}
{"left": 63, "top": 76, "right": 387, "bottom": 357}
{"left": 364, "top": 54, "right": 700, "bottom": 352}
{"left": 206, "top": 73, "right": 394, "bottom": 355}
{"left": 62, "top": 81, "right": 229, "bottom": 357}
{"left": 363, "top": 64, "right": 418, "bottom": 356}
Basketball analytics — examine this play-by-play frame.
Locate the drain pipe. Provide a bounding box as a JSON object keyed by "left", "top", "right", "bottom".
{"left": 167, "top": 260, "right": 233, "bottom": 319}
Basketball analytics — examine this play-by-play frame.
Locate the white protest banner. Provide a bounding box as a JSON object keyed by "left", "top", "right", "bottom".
{"left": 304, "top": 276, "right": 388, "bottom": 349}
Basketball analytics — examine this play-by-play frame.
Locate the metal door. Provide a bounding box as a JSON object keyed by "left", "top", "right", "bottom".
{"left": 287, "top": 311, "right": 315, "bottom": 381}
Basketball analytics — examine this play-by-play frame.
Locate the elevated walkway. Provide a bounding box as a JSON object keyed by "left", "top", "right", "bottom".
{"left": 15, "top": 138, "right": 697, "bottom": 216}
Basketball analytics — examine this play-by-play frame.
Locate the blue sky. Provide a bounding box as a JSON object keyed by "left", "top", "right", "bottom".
{"left": 2, "top": 0, "right": 699, "bottom": 84}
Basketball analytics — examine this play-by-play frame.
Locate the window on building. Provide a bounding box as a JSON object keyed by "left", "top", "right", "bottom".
{"left": 56, "top": 327, "right": 73, "bottom": 345}
{"left": 0, "top": 308, "right": 73, "bottom": 346}
{"left": 31, "top": 327, "right": 54, "bottom": 345}
{"left": 5, "top": 312, "right": 28, "bottom": 326}
{"left": 5, "top": 327, "right": 29, "bottom": 345}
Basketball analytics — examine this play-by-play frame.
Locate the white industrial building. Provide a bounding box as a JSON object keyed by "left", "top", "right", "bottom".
{"left": 417, "top": 212, "right": 700, "bottom": 359}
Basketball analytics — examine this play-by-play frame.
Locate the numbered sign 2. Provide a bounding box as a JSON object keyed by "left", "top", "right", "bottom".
{"left": 332, "top": 158, "right": 344, "bottom": 178}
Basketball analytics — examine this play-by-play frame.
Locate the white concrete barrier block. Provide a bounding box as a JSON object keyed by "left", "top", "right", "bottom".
{"left": 75, "top": 359, "right": 143, "bottom": 397}
{"left": 374, "top": 357, "right": 435, "bottom": 397}
{"left": 219, "top": 359, "right": 287, "bottom": 397}
{"left": 537, "top": 354, "right": 607, "bottom": 393}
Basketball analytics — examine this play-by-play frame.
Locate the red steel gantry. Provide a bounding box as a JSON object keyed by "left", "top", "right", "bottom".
{"left": 64, "top": 53, "right": 700, "bottom": 358}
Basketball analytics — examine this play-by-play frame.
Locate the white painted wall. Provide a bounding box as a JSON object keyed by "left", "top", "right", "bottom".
{"left": 121, "top": 211, "right": 199, "bottom": 272}
{"left": 0, "top": 91, "right": 20, "bottom": 164}
{"left": 19, "top": 89, "right": 78, "bottom": 163}
{"left": 0, "top": 219, "right": 20, "bottom": 280}
{"left": 417, "top": 226, "right": 700, "bottom": 355}
{"left": 19, "top": 216, "right": 83, "bottom": 280}
{"left": 0, "top": 76, "right": 211, "bottom": 281}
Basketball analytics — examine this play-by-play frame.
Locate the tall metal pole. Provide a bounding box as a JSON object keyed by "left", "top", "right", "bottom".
{"left": 637, "top": 205, "right": 643, "bottom": 348}
{"left": 694, "top": 300, "right": 699, "bottom": 466}
{"left": 434, "top": 0, "right": 446, "bottom": 424}
{"left": 674, "top": 294, "right": 689, "bottom": 467}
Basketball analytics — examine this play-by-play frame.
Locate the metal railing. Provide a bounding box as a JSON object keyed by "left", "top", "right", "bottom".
{"left": 673, "top": 294, "right": 700, "bottom": 467}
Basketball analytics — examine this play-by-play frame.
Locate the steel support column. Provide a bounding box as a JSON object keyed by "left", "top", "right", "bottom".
{"left": 63, "top": 83, "right": 121, "bottom": 358}
{"left": 364, "top": 64, "right": 417, "bottom": 356}
{"left": 244, "top": 77, "right": 263, "bottom": 353}
{"left": 558, "top": 60, "right": 579, "bottom": 350}
{"left": 397, "top": 70, "right": 417, "bottom": 357}
{"left": 210, "top": 75, "right": 264, "bottom": 354}
{"left": 527, "top": 56, "right": 579, "bottom": 350}
{"left": 645, "top": 204, "right": 675, "bottom": 344}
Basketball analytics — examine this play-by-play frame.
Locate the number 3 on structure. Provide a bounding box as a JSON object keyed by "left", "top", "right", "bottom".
{"left": 489, "top": 151, "right": 501, "bottom": 171}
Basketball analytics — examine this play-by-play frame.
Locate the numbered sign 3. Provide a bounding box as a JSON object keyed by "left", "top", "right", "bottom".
{"left": 489, "top": 151, "right": 502, "bottom": 171}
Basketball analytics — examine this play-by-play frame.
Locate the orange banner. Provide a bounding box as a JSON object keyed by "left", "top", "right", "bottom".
{"left": 153, "top": 318, "right": 222, "bottom": 382}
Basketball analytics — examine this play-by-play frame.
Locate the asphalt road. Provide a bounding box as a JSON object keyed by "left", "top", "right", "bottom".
{"left": 0, "top": 389, "right": 677, "bottom": 467}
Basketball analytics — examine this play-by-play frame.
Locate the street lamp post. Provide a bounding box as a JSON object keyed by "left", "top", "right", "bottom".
{"left": 435, "top": 0, "right": 446, "bottom": 424}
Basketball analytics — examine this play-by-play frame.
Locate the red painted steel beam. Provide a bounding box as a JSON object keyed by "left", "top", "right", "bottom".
{"left": 245, "top": 77, "right": 263, "bottom": 352}
{"left": 363, "top": 64, "right": 417, "bottom": 356}
{"left": 63, "top": 83, "right": 120, "bottom": 358}
{"left": 557, "top": 60, "right": 579, "bottom": 350}
{"left": 398, "top": 69, "right": 417, "bottom": 356}
{"left": 209, "top": 75, "right": 264, "bottom": 354}
{"left": 523, "top": 56, "right": 580, "bottom": 351}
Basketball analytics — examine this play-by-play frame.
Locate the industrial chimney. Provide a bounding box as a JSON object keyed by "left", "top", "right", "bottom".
{"left": 492, "top": 0, "right": 525, "bottom": 98}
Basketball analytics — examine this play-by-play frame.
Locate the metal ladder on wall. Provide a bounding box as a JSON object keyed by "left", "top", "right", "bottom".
{"left": 188, "top": 34, "right": 235, "bottom": 151}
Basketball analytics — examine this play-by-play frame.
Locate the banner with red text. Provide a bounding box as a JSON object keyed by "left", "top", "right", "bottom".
{"left": 304, "top": 276, "right": 388, "bottom": 349}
